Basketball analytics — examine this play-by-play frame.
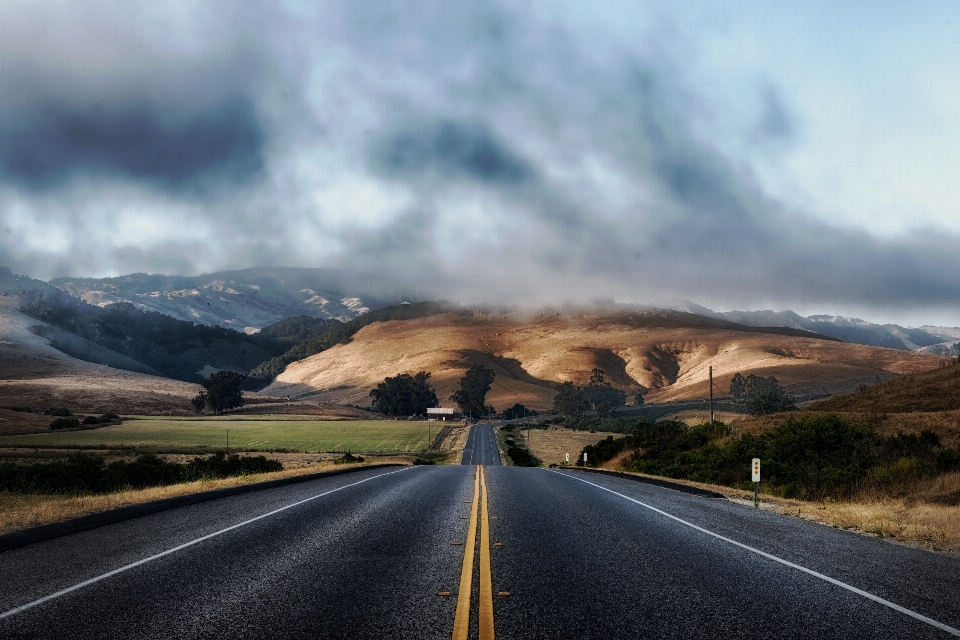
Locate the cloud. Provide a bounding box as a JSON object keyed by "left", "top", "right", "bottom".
{"left": 371, "top": 120, "right": 533, "bottom": 185}
{"left": 0, "top": 98, "right": 264, "bottom": 193}
{"left": 0, "top": 0, "right": 958, "bottom": 325}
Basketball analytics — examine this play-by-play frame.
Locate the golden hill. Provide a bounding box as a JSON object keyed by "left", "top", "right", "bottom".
{"left": 265, "top": 310, "right": 943, "bottom": 411}
{"left": 809, "top": 360, "right": 960, "bottom": 414}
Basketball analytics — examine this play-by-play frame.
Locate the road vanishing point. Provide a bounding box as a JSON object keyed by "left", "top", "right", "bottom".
{"left": 1, "top": 423, "right": 959, "bottom": 639}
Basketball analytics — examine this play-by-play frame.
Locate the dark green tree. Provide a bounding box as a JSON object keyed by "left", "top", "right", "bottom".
{"left": 552, "top": 381, "right": 585, "bottom": 417}
{"left": 634, "top": 392, "right": 645, "bottom": 406}
{"left": 191, "top": 392, "right": 207, "bottom": 415}
{"left": 450, "top": 364, "right": 496, "bottom": 417}
{"left": 729, "top": 372, "right": 797, "bottom": 416}
{"left": 729, "top": 372, "right": 747, "bottom": 403}
{"left": 581, "top": 368, "right": 626, "bottom": 417}
{"left": 200, "top": 371, "right": 246, "bottom": 415}
{"left": 369, "top": 371, "right": 439, "bottom": 416}
{"left": 502, "top": 403, "right": 537, "bottom": 420}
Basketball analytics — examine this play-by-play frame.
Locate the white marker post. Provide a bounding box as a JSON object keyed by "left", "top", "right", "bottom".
{"left": 583, "top": 452, "right": 588, "bottom": 466}
{"left": 752, "top": 458, "right": 761, "bottom": 507}
{"left": 565, "top": 453, "right": 570, "bottom": 465}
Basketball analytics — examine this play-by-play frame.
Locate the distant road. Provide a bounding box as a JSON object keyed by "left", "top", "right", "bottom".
{"left": 2, "top": 464, "right": 959, "bottom": 638}
{"left": 461, "top": 423, "right": 503, "bottom": 465}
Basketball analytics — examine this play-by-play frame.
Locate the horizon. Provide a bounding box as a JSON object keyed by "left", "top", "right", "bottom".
{"left": 5, "top": 263, "right": 958, "bottom": 331}
{"left": 2, "top": 2, "right": 960, "bottom": 327}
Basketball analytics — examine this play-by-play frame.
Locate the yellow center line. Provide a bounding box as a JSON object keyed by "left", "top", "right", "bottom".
{"left": 479, "top": 465, "right": 494, "bottom": 640}
{"left": 452, "top": 466, "right": 480, "bottom": 640}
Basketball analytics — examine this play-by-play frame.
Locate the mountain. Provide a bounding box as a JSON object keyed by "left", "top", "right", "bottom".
{"left": 666, "top": 301, "right": 959, "bottom": 354}
{"left": 51, "top": 267, "right": 421, "bottom": 331}
{"left": 262, "top": 309, "right": 942, "bottom": 411}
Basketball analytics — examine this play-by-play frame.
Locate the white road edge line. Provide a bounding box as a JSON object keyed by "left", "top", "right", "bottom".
{"left": 551, "top": 470, "right": 960, "bottom": 637}
{"left": 0, "top": 466, "right": 414, "bottom": 620}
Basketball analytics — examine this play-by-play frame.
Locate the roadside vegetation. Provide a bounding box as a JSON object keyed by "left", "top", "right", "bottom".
{"left": 0, "top": 451, "right": 282, "bottom": 495}
{"left": 578, "top": 414, "right": 960, "bottom": 501}
{"left": 498, "top": 425, "right": 538, "bottom": 466}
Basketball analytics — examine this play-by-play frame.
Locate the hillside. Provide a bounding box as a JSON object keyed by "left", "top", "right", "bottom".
{"left": 264, "top": 310, "right": 943, "bottom": 411}
{"left": 671, "top": 301, "right": 958, "bottom": 353}
{"left": 809, "top": 360, "right": 960, "bottom": 414}
{"left": 50, "top": 266, "right": 420, "bottom": 330}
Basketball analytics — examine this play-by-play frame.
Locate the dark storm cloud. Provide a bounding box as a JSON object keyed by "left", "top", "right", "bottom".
{"left": 0, "top": 98, "right": 264, "bottom": 193}
{"left": 1, "top": 0, "right": 959, "bottom": 324}
{"left": 371, "top": 120, "right": 533, "bottom": 184}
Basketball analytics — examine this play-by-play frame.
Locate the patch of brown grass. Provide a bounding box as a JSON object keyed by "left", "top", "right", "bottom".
{"left": 810, "top": 361, "right": 960, "bottom": 413}
{"left": 525, "top": 428, "right": 620, "bottom": 467}
{"left": 0, "top": 457, "right": 413, "bottom": 536}
{"left": 607, "top": 469, "right": 960, "bottom": 556}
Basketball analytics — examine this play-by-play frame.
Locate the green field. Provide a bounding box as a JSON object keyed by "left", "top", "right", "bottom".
{"left": 0, "top": 417, "right": 431, "bottom": 452}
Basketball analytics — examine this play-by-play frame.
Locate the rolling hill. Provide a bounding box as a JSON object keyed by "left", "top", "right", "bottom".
{"left": 263, "top": 309, "right": 944, "bottom": 411}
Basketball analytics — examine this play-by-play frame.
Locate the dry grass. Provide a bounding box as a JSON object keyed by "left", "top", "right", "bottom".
{"left": 729, "top": 410, "right": 960, "bottom": 449}
{"left": 0, "top": 456, "right": 414, "bottom": 535}
{"left": 811, "top": 361, "right": 960, "bottom": 413}
{"left": 525, "top": 428, "right": 620, "bottom": 466}
{"left": 604, "top": 469, "right": 960, "bottom": 556}
{"left": 265, "top": 311, "right": 940, "bottom": 411}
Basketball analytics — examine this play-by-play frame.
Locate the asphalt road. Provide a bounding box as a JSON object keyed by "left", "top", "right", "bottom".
{"left": 2, "top": 443, "right": 959, "bottom": 638}
{"left": 461, "top": 423, "right": 503, "bottom": 466}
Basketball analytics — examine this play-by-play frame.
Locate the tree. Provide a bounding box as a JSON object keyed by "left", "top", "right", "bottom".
{"left": 729, "top": 372, "right": 747, "bottom": 403}
{"left": 369, "top": 371, "right": 438, "bottom": 416}
{"left": 191, "top": 392, "right": 207, "bottom": 415}
{"left": 502, "top": 403, "right": 537, "bottom": 420}
{"left": 634, "top": 393, "right": 645, "bottom": 407}
{"left": 581, "top": 368, "right": 626, "bottom": 417}
{"left": 552, "top": 381, "right": 585, "bottom": 417}
{"left": 200, "top": 371, "right": 246, "bottom": 415}
{"left": 729, "top": 372, "right": 797, "bottom": 415}
{"left": 450, "top": 364, "right": 496, "bottom": 417}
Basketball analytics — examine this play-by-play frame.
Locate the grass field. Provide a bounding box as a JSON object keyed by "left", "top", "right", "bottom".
{"left": 0, "top": 417, "right": 430, "bottom": 452}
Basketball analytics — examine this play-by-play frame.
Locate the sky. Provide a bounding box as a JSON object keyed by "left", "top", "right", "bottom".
{"left": 1, "top": 0, "right": 960, "bottom": 326}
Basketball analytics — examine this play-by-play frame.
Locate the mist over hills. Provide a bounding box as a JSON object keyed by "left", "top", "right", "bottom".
{"left": 667, "top": 301, "right": 960, "bottom": 355}
{"left": 51, "top": 267, "right": 423, "bottom": 331}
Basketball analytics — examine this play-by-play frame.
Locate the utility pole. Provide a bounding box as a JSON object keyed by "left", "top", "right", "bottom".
{"left": 709, "top": 366, "right": 714, "bottom": 425}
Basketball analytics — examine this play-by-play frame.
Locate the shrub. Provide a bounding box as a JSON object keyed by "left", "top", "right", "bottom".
{"left": 49, "top": 417, "right": 80, "bottom": 430}
{"left": 45, "top": 406, "right": 71, "bottom": 417}
{"left": 0, "top": 452, "right": 283, "bottom": 495}
{"left": 82, "top": 416, "right": 100, "bottom": 425}
{"left": 334, "top": 452, "right": 365, "bottom": 465}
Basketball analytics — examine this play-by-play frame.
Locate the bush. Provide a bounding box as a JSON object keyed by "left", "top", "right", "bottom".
{"left": 0, "top": 452, "right": 283, "bottom": 495}
{"left": 82, "top": 416, "right": 100, "bottom": 425}
{"left": 413, "top": 457, "right": 436, "bottom": 465}
{"left": 577, "top": 414, "right": 960, "bottom": 500}
{"left": 49, "top": 417, "right": 80, "bottom": 430}
{"left": 45, "top": 406, "right": 71, "bottom": 417}
{"left": 334, "top": 452, "right": 365, "bottom": 465}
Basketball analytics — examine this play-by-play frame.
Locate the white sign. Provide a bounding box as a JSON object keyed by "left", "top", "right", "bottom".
{"left": 583, "top": 452, "right": 588, "bottom": 463}
{"left": 752, "top": 458, "right": 761, "bottom": 483}
{"left": 565, "top": 453, "right": 570, "bottom": 463}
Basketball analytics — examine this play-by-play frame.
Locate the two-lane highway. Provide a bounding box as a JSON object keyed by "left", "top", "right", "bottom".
{"left": 461, "top": 423, "right": 502, "bottom": 466}
{"left": 2, "top": 426, "right": 959, "bottom": 638}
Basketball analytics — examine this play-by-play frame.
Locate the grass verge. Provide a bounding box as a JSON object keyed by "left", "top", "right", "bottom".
{"left": 0, "top": 456, "right": 415, "bottom": 536}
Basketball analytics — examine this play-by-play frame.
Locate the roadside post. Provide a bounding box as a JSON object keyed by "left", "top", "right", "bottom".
{"left": 565, "top": 453, "right": 569, "bottom": 465}
{"left": 583, "top": 452, "right": 587, "bottom": 466}
{"left": 752, "top": 458, "right": 761, "bottom": 507}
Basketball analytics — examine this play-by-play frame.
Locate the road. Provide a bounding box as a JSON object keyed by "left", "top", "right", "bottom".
{"left": 461, "top": 423, "right": 503, "bottom": 466}
{"left": 2, "top": 428, "right": 959, "bottom": 638}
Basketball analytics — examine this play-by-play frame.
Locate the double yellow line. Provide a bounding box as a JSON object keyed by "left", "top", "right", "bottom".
{"left": 453, "top": 465, "right": 495, "bottom": 640}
